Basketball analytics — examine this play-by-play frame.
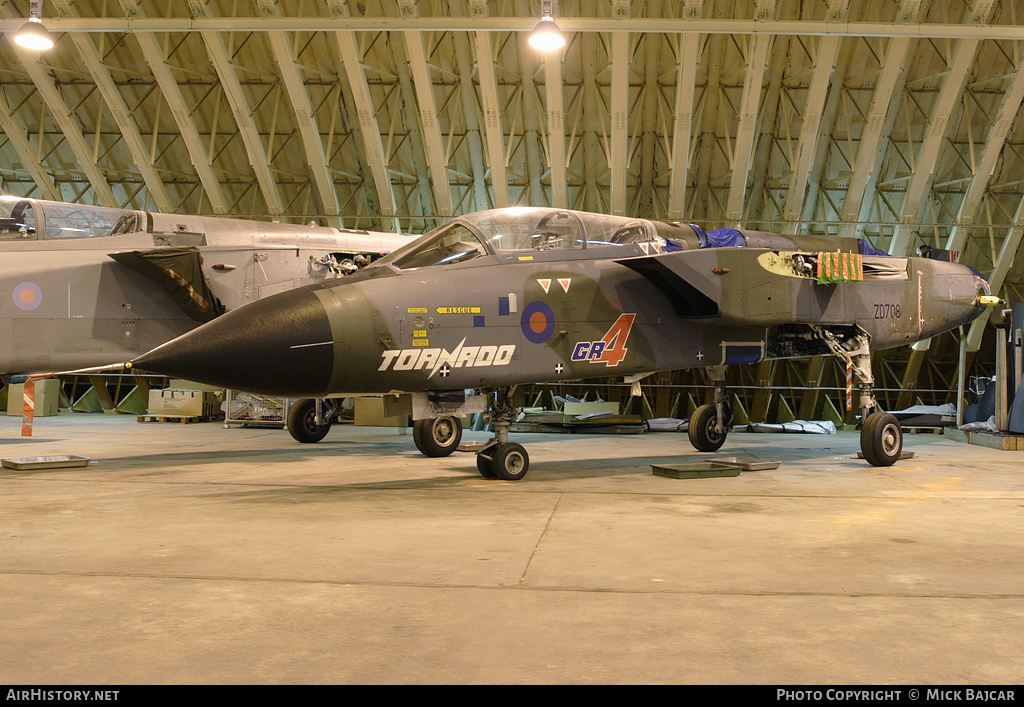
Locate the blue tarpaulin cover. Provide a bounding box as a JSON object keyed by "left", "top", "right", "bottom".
{"left": 858, "top": 239, "right": 889, "bottom": 256}
{"left": 690, "top": 225, "right": 746, "bottom": 248}
{"left": 706, "top": 227, "right": 746, "bottom": 247}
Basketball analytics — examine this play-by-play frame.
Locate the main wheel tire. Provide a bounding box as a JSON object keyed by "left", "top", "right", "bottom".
{"left": 861, "top": 411, "right": 902, "bottom": 467}
{"left": 412, "top": 416, "right": 463, "bottom": 457}
{"left": 688, "top": 403, "right": 727, "bottom": 452}
{"left": 286, "top": 398, "right": 332, "bottom": 444}
{"left": 490, "top": 442, "right": 530, "bottom": 481}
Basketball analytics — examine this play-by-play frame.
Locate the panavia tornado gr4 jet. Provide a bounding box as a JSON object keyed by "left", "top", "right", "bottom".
{"left": 0, "top": 195, "right": 408, "bottom": 376}
{"left": 128, "top": 206, "right": 996, "bottom": 480}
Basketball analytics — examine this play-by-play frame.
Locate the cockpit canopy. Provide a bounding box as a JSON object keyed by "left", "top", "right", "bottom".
{"left": 0, "top": 196, "right": 140, "bottom": 240}
{"left": 380, "top": 207, "right": 661, "bottom": 270}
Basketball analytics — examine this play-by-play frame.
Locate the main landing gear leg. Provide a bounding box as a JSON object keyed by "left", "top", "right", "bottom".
{"left": 688, "top": 365, "right": 731, "bottom": 452}
{"left": 819, "top": 328, "right": 903, "bottom": 467}
{"left": 475, "top": 387, "right": 529, "bottom": 481}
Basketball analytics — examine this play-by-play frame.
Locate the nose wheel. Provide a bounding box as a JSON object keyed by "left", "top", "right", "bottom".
{"left": 477, "top": 441, "right": 529, "bottom": 481}
{"left": 474, "top": 387, "right": 530, "bottom": 481}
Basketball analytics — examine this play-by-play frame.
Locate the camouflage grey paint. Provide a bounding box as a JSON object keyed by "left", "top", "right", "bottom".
{"left": 0, "top": 195, "right": 410, "bottom": 374}
{"left": 130, "top": 207, "right": 990, "bottom": 400}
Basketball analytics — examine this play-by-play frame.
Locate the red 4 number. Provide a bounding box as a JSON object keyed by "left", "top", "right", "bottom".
{"left": 593, "top": 314, "right": 636, "bottom": 367}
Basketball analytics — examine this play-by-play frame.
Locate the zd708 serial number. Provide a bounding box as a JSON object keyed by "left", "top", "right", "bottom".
{"left": 874, "top": 303, "right": 901, "bottom": 319}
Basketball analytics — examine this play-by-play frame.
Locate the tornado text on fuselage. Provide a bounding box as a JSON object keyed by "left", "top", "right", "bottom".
{"left": 378, "top": 339, "right": 516, "bottom": 379}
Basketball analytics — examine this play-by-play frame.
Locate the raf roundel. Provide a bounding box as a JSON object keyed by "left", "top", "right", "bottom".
{"left": 12, "top": 282, "right": 42, "bottom": 311}
{"left": 520, "top": 300, "right": 555, "bottom": 344}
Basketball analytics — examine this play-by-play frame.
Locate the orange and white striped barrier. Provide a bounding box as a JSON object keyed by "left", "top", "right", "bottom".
{"left": 21, "top": 379, "right": 34, "bottom": 437}
{"left": 816, "top": 251, "right": 865, "bottom": 283}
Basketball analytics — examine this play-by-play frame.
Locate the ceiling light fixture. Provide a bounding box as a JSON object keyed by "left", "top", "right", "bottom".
{"left": 528, "top": 0, "right": 565, "bottom": 51}
{"left": 15, "top": 1, "right": 54, "bottom": 51}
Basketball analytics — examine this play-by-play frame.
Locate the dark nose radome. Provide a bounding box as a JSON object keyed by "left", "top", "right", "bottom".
{"left": 131, "top": 287, "right": 334, "bottom": 397}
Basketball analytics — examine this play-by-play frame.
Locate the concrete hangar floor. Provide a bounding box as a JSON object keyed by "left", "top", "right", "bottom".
{"left": 1, "top": 412, "right": 1021, "bottom": 685}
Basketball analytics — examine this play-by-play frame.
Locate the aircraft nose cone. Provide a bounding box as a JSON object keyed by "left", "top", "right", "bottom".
{"left": 131, "top": 287, "right": 334, "bottom": 397}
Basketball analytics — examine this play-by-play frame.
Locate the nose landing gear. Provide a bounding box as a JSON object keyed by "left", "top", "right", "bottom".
{"left": 474, "top": 387, "right": 530, "bottom": 481}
